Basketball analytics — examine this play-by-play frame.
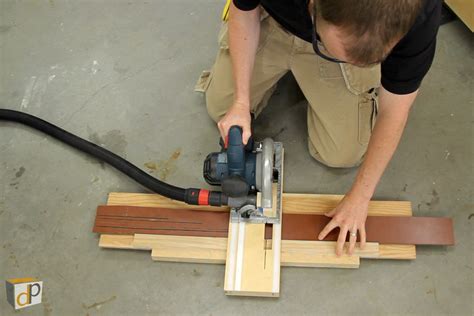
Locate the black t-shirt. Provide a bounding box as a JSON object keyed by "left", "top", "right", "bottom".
{"left": 233, "top": 0, "right": 442, "bottom": 95}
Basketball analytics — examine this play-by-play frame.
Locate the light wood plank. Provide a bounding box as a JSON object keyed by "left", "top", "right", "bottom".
{"left": 281, "top": 240, "right": 379, "bottom": 259}
{"left": 107, "top": 192, "right": 228, "bottom": 211}
{"left": 100, "top": 234, "right": 418, "bottom": 262}
{"left": 99, "top": 234, "right": 134, "bottom": 249}
{"left": 281, "top": 240, "right": 361, "bottom": 268}
{"left": 151, "top": 248, "right": 225, "bottom": 264}
{"left": 378, "top": 244, "right": 416, "bottom": 260}
{"left": 149, "top": 236, "right": 227, "bottom": 264}
{"left": 107, "top": 192, "right": 412, "bottom": 216}
{"left": 99, "top": 234, "right": 372, "bottom": 267}
{"left": 135, "top": 234, "right": 226, "bottom": 263}
{"left": 133, "top": 234, "right": 226, "bottom": 251}
{"left": 282, "top": 253, "right": 359, "bottom": 268}
{"left": 282, "top": 194, "right": 412, "bottom": 216}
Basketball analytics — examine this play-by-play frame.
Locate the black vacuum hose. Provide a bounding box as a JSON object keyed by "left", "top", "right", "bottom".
{"left": 0, "top": 109, "right": 226, "bottom": 206}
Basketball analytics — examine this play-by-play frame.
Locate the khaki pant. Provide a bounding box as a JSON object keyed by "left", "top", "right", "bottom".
{"left": 197, "top": 12, "right": 380, "bottom": 168}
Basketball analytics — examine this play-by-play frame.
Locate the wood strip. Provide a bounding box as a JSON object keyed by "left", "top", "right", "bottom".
{"left": 271, "top": 209, "right": 282, "bottom": 293}
{"left": 93, "top": 206, "right": 453, "bottom": 245}
{"left": 94, "top": 217, "right": 228, "bottom": 233}
{"left": 94, "top": 226, "right": 228, "bottom": 237}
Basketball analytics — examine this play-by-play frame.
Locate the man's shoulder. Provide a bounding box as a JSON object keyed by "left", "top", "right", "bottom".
{"left": 411, "top": 0, "right": 442, "bottom": 31}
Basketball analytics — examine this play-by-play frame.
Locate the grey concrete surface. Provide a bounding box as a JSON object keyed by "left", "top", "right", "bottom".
{"left": 0, "top": 1, "right": 472, "bottom": 315}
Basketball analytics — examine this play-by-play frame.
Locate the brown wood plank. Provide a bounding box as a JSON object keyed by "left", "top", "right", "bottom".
{"left": 96, "top": 205, "right": 229, "bottom": 225}
{"left": 93, "top": 205, "right": 229, "bottom": 235}
{"left": 94, "top": 216, "right": 228, "bottom": 232}
{"left": 93, "top": 205, "right": 454, "bottom": 245}
{"left": 278, "top": 214, "right": 454, "bottom": 246}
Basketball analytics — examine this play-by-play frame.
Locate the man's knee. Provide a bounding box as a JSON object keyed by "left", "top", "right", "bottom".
{"left": 307, "top": 139, "right": 366, "bottom": 168}
{"left": 205, "top": 95, "right": 221, "bottom": 123}
{"left": 205, "top": 80, "right": 232, "bottom": 123}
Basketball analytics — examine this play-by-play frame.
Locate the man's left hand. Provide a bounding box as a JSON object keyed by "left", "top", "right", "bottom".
{"left": 318, "top": 194, "right": 369, "bottom": 256}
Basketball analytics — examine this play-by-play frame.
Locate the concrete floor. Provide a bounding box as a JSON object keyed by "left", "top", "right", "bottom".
{"left": 0, "top": 1, "right": 472, "bottom": 315}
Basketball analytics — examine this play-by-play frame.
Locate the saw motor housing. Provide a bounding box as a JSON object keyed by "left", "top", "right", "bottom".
{"left": 203, "top": 126, "right": 282, "bottom": 223}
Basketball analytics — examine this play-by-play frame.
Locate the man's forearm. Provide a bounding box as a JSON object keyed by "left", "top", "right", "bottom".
{"left": 348, "top": 87, "right": 419, "bottom": 200}
{"left": 228, "top": 3, "right": 260, "bottom": 107}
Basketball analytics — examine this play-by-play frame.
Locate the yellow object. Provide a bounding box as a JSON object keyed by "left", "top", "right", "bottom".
{"left": 445, "top": 0, "right": 474, "bottom": 32}
{"left": 6, "top": 278, "right": 38, "bottom": 284}
{"left": 222, "top": 0, "right": 231, "bottom": 21}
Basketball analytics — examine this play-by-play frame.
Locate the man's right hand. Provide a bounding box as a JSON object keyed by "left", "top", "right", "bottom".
{"left": 217, "top": 101, "right": 252, "bottom": 145}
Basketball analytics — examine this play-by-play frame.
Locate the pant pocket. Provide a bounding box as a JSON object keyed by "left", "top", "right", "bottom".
{"left": 194, "top": 70, "right": 212, "bottom": 93}
{"left": 358, "top": 91, "right": 378, "bottom": 145}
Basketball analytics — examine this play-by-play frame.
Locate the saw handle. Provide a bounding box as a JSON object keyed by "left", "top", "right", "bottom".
{"left": 227, "top": 126, "right": 245, "bottom": 177}
{"left": 220, "top": 126, "right": 250, "bottom": 198}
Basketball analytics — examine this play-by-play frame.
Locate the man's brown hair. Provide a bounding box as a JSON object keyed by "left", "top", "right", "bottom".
{"left": 315, "top": 0, "right": 423, "bottom": 65}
